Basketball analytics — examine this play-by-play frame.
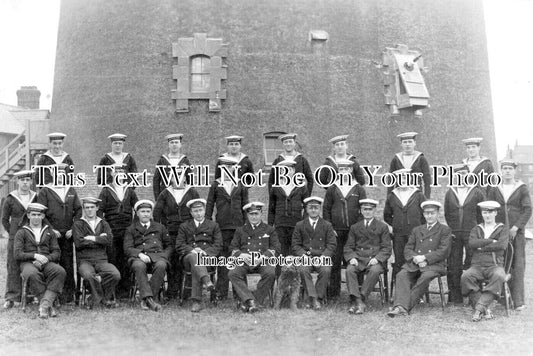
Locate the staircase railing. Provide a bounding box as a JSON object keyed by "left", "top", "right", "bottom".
{"left": 0, "top": 131, "right": 28, "bottom": 179}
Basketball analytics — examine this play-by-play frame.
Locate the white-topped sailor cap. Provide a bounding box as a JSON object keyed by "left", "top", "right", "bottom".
{"left": 279, "top": 133, "right": 297, "bottom": 142}
{"left": 397, "top": 132, "right": 418, "bottom": 141}
{"left": 421, "top": 200, "right": 442, "bottom": 210}
{"left": 462, "top": 137, "right": 483, "bottom": 146}
{"left": 225, "top": 135, "right": 243, "bottom": 144}
{"left": 477, "top": 201, "right": 501, "bottom": 211}
{"left": 81, "top": 196, "right": 102, "bottom": 205}
{"left": 165, "top": 133, "right": 184, "bottom": 142}
{"left": 134, "top": 199, "right": 154, "bottom": 211}
{"left": 304, "top": 196, "right": 324, "bottom": 206}
{"left": 186, "top": 198, "right": 207, "bottom": 209}
{"left": 359, "top": 198, "right": 379, "bottom": 208}
{"left": 108, "top": 133, "right": 127, "bottom": 142}
{"left": 329, "top": 135, "right": 349, "bottom": 144}
{"left": 14, "top": 169, "right": 34, "bottom": 179}
{"left": 500, "top": 160, "right": 518, "bottom": 168}
{"left": 47, "top": 132, "right": 66, "bottom": 141}
{"left": 27, "top": 203, "right": 47, "bottom": 213}
{"left": 243, "top": 201, "right": 265, "bottom": 213}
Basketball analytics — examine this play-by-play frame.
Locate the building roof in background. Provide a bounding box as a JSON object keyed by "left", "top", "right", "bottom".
{"left": 505, "top": 144, "right": 533, "bottom": 164}
{"left": 10, "top": 110, "right": 50, "bottom": 121}
{"left": 0, "top": 107, "right": 25, "bottom": 135}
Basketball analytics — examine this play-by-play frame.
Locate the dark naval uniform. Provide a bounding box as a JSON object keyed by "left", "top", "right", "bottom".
{"left": 206, "top": 180, "right": 248, "bottom": 298}
{"left": 152, "top": 154, "right": 191, "bottom": 200}
{"left": 14, "top": 224, "right": 66, "bottom": 299}
{"left": 323, "top": 183, "right": 366, "bottom": 298}
{"left": 384, "top": 188, "right": 426, "bottom": 279}
{"left": 35, "top": 151, "right": 75, "bottom": 186}
{"left": 488, "top": 183, "right": 532, "bottom": 307}
{"left": 269, "top": 153, "right": 314, "bottom": 196}
{"left": 124, "top": 220, "right": 172, "bottom": 299}
{"left": 393, "top": 222, "right": 452, "bottom": 311}
{"left": 444, "top": 186, "right": 485, "bottom": 303}
{"left": 176, "top": 219, "right": 222, "bottom": 301}
{"left": 96, "top": 152, "right": 138, "bottom": 186}
{"left": 388, "top": 151, "right": 432, "bottom": 198}
{"left": 344, "top": 218, "right": 392, "bottom": 300}
{"left": 268, "top": 185, "right": 308, "bottom": 256}
{"left": 292, "top": 217, "right": 337, "bottom": 300}
{"left": 214, "top": 153, "right": 254, "bottom": 181}
{"left": 462, "top": 157, "right": 494, "bottom": 190}
{"left": 2, "top": 190, "right": 38, "bottom": 303}
{"left": 72, "top": 217, "right": 120, "bottom": 303}
{"left": 98, "top": 185, "right": 138, "bottom": 295}
{"left": 153, "top": 186, "right": 199, "bottom": 298}
{"left": 36, "top": 186, "right": 82, "bottom": 302}
{"left": 228, "top": 222, "right": 281, "bottom": 305}
{"left": 318, "top": 155, "right": 366, "bottom": 187}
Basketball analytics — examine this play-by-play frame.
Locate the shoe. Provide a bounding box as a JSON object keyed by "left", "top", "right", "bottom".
{"left": 483, "top": 308, "right": 494, "bottom": 320}
{"left": 312, "top": 298, "right": 321, "bottom": 311}
{"left": 140, "top": 300, "right": 149, "bottom": 311}
{"left": 515, "top": 305, "right": 526, "bottom": 311}
{"left": 38, "top": 305, "right": 50, "bottom": 319}
{"left": 145, "top": 297, "right": 162, "bottom": 312}
{"left": 103, "top": 300, "right": 118, "bottom": 309}
{"left": 3, "top": 301, "right": 14, "bottom": 309}
{"left": 348, "top": 304, "right": 357, "bottom": 314}
{"left": 191, "top": 301, "right": 202, "bottom": 313}
{"left": 49, "top": 307, "right": 59, "bottom": 318}
{"left": 205, "top": 280, "right": 215, "bottom": 292}
{"left": 355, "top": 302, "right": 366, "bottom": 315}
{"left": 472, "top": 309, "right": 483, "bottom": 322}
{"left": 386, "top": 306, "right": 407, "bottom": 318}
{"left": 247, "top": 299, "right": 258, "bottom": 313}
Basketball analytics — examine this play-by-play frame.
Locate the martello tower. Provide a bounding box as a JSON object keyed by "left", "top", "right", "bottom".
{"left": 51, "top": 0, "right": 494, "bottom": 177}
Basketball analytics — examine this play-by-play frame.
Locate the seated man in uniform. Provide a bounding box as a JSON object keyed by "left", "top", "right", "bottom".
{"left": 292, "top": 197, "right": 337, "bottom": 310}
{"left": 14, "top": 203, "right": 66, "bottom": 318}
{"left": 387, "top": 201, "right": 451, "bottom": 317}
{"left": 72, "top": 197, "right": 121, "bottom": 308}
{"left": 344, "top": 198, "right": 392, "bottom": 314}
{"left": 461, "top": 201, "right": 509, "bottom": 322}
{"left": 228, "top": 202, "right": 280, "bottom": 313}
{"left": 124, "top": 200, "right": 172, "bottom": 311}
{"left": 176, "top": 198, "right": 222, "bottom": 312}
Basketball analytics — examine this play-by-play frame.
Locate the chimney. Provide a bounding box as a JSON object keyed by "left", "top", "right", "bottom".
{"left": 16, "top": 86, "right": 41, "bottom": 109}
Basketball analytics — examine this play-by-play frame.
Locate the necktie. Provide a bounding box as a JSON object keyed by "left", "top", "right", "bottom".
{"left": 144, "top": 224, "right": 148, "bottom": 230}
{"left": 366, "top": 220, "right": 369, "bottom": 228}
{"left": 312, "top": 221, "right": 316, "bottom": 230}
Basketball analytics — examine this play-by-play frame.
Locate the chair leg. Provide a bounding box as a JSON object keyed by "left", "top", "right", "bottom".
{"left": 438, "top": 276, "right": 445, "bottom": 311}
{"left": 383, "top": 270, "right": 389, "bottom": 305}
{"left": 129, "top": 274, "right": 138, "bottom": 304}
{"left": 389, "top": 275, "right": 395, "bottom": 304}
{"left": 180, "top": 273, "right": 189, "bottom": 306}
{"left": 504, "top": 282, "right": 511, "bottom": 317}
{"left": 21, "top": 276, "right": 27, "bottom": 313}
{"left": 79, "top": 277, "right": 86, "bottom": 308}
{"left": 378, "top": 274, "right": 385, "bottom": 306}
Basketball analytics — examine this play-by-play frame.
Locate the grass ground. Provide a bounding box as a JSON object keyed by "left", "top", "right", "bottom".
{"left": 0, "top": 238, "right": 532, "bottom": 356}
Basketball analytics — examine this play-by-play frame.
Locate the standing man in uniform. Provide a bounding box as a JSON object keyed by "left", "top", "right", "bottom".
{"left": 387, "top": 201, "right": 452, "bottom": 317}
{"left": 2, "top": 170, "right": 38, "bottom": 308}
{"left": 124, "top": 200, "right": 172, "bottom": 311}
{"left": 14, "top": 203, "right": 66, "bottom": 318}
{"left": 36, "top": 164, "right": 82, "bottom": 303}
{"left": 153, "top": 133, "right": 192, "bottom": 200}
{"left": 444, "top": 164, "right": 485, "bottom": 304}
{"left": 323, "top": 159, "right": 366, "bottom": 299}
{"left": 229, "top": 202, "right": 281, "bottom": 312}
{"left": 388, "top": 132, "right": 432, "bottom": 198}
{"left": 34, "top": 132, "right": 74, "bottom": 186}
{"left": 488, "top": 160, "right": 532, "bottom": 310}
{"left": 461, "top": 201, "right": 509, "bottom": 321}
{"left": 344, "top": 198, "right": 392, "bottom": 314}
{"left": 268, "top": 158, "right": 308, "bottom": 257}
{"left": 461, "top": 137, "right": 494, "bottom": 190}
{"left": 176, "top": 199, "right": 222, "bottom": 312}
{"left": 318, "top": 135, "right": 366, "bottom": 187}
{"left": 96, "top": 133, "right": 138, "bottom": 186}
{"left": 384, "top": 168, "right": 426, "bottom": 290}
{"left": 98, "top": 164, "right": 138, "bottom": 298}
{"left": 206, "top": 157, "right": 248, "bottom": 300}
{"left": 214, "top": 135, "right": 254, "bottom": 181}
{"left": 268, "top": 133, "right": 314, "bottom": 196}
{"left": 153, "top": 173, "right": 200, "bottom": 299}
{"left": 292, "top": 197, "right": 337, "bottom": 310}
{"left": 73, "top": 197, "right": 120, "bottom": 308}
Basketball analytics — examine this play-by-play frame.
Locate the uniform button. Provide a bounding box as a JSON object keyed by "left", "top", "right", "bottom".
{"left": 418, "top": 250, "right": 421, "bottom": 253}
{"left": 429, "top": 239, "right": 432, "bottom": 241}
{"left": 428, "top": 250, "right": 432, "bottom": 252}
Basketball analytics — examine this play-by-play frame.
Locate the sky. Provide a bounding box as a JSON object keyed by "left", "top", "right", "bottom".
{"left": 0, "top": 0, "right": 531, "bottom": 159}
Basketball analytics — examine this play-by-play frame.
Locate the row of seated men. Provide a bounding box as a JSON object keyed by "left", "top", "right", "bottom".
{"left": 4, "top": 189, "right": 517, "bottom": 323}
{"left": 2, "top": 133, "right": 530, "bottom": 319}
